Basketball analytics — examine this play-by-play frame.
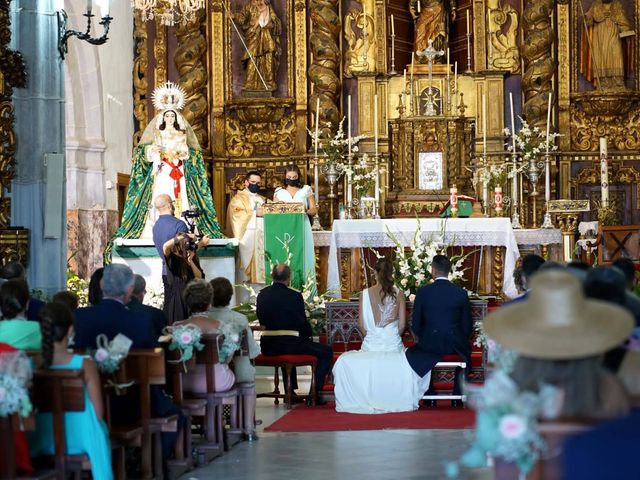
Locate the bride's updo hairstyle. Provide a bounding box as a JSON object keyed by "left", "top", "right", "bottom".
{"left": 375, "top": 258, "right": 396, "bottom": 302}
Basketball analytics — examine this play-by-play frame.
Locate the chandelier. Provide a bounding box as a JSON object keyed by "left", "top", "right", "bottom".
{"left": 131, "top": 0, "right": 205, "bottom": 26}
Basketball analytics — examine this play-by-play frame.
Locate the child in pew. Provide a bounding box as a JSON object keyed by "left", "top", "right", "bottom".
{"left": 29, "top": 302, "right": 113, "bottom": 480}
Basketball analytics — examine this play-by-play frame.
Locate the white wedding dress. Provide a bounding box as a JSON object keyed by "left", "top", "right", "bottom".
{"left": 333, "top": 287, "right": 432, "bottom": 414}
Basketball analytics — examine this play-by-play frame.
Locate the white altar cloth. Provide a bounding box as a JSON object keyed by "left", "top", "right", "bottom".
{"left": 327, "top": 218, "right": 521, "bottom": 298}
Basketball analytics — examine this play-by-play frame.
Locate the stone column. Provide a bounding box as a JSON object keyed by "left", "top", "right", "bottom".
{"left": 10, "top": 0, "right": 66, "bottom": 293}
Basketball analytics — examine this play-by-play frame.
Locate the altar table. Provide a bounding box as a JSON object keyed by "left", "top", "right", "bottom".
{"left": 327, "top": 218, "right": 523, "bottom": 298}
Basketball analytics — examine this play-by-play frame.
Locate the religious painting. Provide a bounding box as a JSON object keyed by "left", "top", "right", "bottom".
{"left": 575, "top": 0, "right": 637, "bottom": 91}
{"left": 229, "top": 0, "right": 291, "bottom": 98}
{"left": 418, "top": 151, "right": 444, "bottom": 190}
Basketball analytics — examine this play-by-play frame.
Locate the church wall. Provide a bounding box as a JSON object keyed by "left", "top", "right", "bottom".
{"left": 63, "top": 1, "right": 134, "bottom": 277}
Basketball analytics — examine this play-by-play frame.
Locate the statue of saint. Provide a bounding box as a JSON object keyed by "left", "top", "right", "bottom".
{"left": 410, "top": 0, "right": 455, "bottom": 58}
{"left": 234, "top": 0, "right": 282, "bottom": 93}
{"left": 580, "top": 0, "right": 635, "bottom": 90}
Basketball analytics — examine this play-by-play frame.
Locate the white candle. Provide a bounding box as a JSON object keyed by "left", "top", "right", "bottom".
{"left": 362, "top": 4, "right": 367, "bottom": 64}
{"left": 86, "top": 0, "right": 92, "bottom": 13}
{"left": 374, "top": 94, "right": 379, "bottom": 156}
{"left": 403, "top": 68, "right": 407, "bottom": 92}
{"left": 374, "top": 157, "right": 380, "bottom": 207}
{"left": 314, "top": 97, "right": 320, "bottom": 203}
{"left": 454, "top": 61, "right": 458, "bottom": 112}
{"left": 482, "top": 92, "right": 487, "bottom": 158}
{"left": 391, "top": 14, "right": 395, "bottom": 35}
{"left": 466, "top": 9, "right": 470, "bottom": 32}
{"left": 600, "top": 137, "right": 609, "bottom": 208}
{"left": 417, "top": 1, "right": 421, "bottom": 13}
{"left": 347, "top": 95, "right": 352, "bottom": 156}
{"left": 410, "top": 53, "right": 415, "bottom": 115}
{"left": 487, "top": 10, "right": 492, "bottom": 65}
{"left": 545, "top": 92, "right": 552, "bottom": 155}
{"left": 509, "top": 92, "right": 516, "bottom": 152}
{"left": 447, "top": 48, "right": 451, "bottom": 112}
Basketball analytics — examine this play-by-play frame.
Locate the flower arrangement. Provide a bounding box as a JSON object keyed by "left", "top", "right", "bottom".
{"left": 168, "top": 324, "right": 204, "bottom": 364}
{"left": 504, "top": 118, "right": 560, "bottom": 161}
{"left": 308, "top": 117, "right": 366, "bottom": 165}
{"left": 375, "top": 222, "right": 472, "bottom": 299}
{"left": 144, "top": 286, "right": 165, "bottom": 310}
{"left": 92, "top": 334, "right": 131, "bottom": 374}
{"left": 217, "top": 321, "right": 242, "bottom": 363}
{"left": 0, "top": 350, "right": 33, "bottom": 418}
{"left": 343, "top": 153, "right": 380, "bottom": 197}
{"left": 447, "top": 370, "right": 562, "bottom": 478}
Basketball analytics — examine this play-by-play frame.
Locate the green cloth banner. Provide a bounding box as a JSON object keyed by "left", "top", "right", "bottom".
{"left": 264, "top": 213, "right": 306, "bottom": 289}
{"left": 113, "top": 244, "right": 237, "bottom": 259}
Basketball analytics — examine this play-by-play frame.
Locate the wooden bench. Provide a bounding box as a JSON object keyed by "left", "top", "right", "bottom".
{"left": 0, "top": 413, "right": 55, "bottom": 480}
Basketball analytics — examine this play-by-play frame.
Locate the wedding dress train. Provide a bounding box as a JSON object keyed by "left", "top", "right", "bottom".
{"left": 333, "top": 287, "right": 431, "bottom": 414}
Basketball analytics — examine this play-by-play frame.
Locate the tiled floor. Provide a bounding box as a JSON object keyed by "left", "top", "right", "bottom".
{"left": 180, "top": 376, "right": 492, "bottom": 480}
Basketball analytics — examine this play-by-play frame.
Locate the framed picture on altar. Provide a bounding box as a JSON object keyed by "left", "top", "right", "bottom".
{"left": 418, "top": 151, "right": 444, "bottom": 190}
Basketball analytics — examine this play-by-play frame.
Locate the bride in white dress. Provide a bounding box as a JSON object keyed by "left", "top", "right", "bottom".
{"left": 333, "top": 258, "right": 432, "bottom": 414}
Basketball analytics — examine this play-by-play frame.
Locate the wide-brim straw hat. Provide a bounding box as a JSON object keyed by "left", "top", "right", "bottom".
{"left": 484, "top": 269, "right": 634, "bottom": 360}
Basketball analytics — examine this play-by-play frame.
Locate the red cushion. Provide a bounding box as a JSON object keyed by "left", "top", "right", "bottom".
{"left": 321, "top": 384, "right": 335, "bottom": 392}
{"left": 255, "top": 353, "right": 317, "bottom": 365}
{"left": 441, "top": 354, "right": 465, "bottom": 362}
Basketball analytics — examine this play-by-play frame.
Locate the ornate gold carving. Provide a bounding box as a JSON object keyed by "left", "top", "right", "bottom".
{"left": 309, "top": 0, "right": 341, "bottom": 126}
{"left": 294, "top": 0, "right": 307, "bottom": 108}
{"left": 340, "top": 250, "right": 352, "bottom": 299}
{"left": 263, "top": 202, "right": 306, "bottom": 214}
{"left": 344, "top": 2, "right": 376, "bottom": 77}
{"left": 225, "top": 99, "right": 296, "bottom": 157}
{"left": 132, "top": 12, "right": 148, "bottom": 146}
{"left": 174, "top": 11, "right": 209, "bottom": 152}
{"left": 520, "top": 0, "right": 554, "bottom": 128}
{"left": 547, "top": 199, "right": 591, "bottom": 213}
{"left": 389, "top": 201, "right": 446, "bottom": 215}
{"left": 487, "top": 0, "right": 520, "bottom": 72}
{"left": 570, "top": 92, "right": 640, "bottom": 151}
{"left": 0, "top": 229, "right": 29, "bottom": 266}
{"left": 573, "top": 161, "right": 640, "bottom": 187}
{"left": 492, "top": 246, "right": 504, "bottom": 296}
{"left": 154, "top": 17, "right": 167, "bottom": 87}
{"left": 0, "top": 0, "right": 25, "bottom": 230}
{"left": 555, "top": 213, "right": 579, "bottom": 234}
{"left": 556, "top": 3, "right": 569, "bottom": 107}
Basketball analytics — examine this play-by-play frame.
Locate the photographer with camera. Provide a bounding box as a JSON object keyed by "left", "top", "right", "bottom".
{"left": 161, "top": 231, "right": 209, "bottom": 324}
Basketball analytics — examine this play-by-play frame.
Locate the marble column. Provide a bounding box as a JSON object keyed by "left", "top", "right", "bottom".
{"left": 10, "top": 0, "right": 66, "bottom": 294}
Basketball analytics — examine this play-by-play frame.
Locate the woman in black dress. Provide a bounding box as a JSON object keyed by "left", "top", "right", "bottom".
{"left": 161, "top": 232, "right": 208, "bottom": 323}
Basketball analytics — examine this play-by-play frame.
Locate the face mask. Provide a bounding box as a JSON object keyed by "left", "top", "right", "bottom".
{"left": 247, "top": 183, "right": 260, "bottom": 194}
{"left": 285, "top": 178, "right": 301, "bottom": 188}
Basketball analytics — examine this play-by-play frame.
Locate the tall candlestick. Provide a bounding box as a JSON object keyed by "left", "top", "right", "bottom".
{"left": 347, "top": 95, "right": 352, "bottom": 156}
{"left": 545, "top": 155, "right": 551, "bottom": 204}
{"left": 600, "top": 137, "right": 609, "bottom": 208}
{"left": 446, "top": 48, "right": 451, "bottom": 113}
{"left": 314, "top": 97, "right": 320, "bottom": 203}
{"left": 391, "top": 14, "right": 395, "bottom": 35}
{"left": 487, "top": 10, "right": 492, "bottom": 67}
{"left": 410, "top": 52, "right": 415, "bottom": 115}
{"left": 362, "top": 4, "right": 367, "bottom": 65}
{"left": 545, "top": 92, "right": 552, "bottom": 154}
{"left": 374, "top": 94, "right": 379, "bottom": 156}
{"left": 454, "top": 61, "right": 458, "bottom": 112}
{"left": 509, "top": 92, "right": 516, "bottom": 153}
{"left": 482, "top": 92, "right": 487, "bottom": 158}
{"left": 466, "top": 9, "right": 470, "bottom": 32}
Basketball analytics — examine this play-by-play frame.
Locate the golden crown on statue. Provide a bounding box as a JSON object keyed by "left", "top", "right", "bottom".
{"left": 151, "top": 81, "right": 187, "bottom": 112}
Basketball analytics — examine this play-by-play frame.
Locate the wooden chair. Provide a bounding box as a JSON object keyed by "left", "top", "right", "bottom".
{"left": 117, "top": 348, "right": 179, "bottom": 480}
{"left": 30, "top": 369, "right": 115, "bottom": 480}
{"left": 254, "top": 353, "right": 317, "bottom": 409}
{"left": 596, "top": 224, "right": 640, "bottom": 265}
{"left": 0, "top": 413, "right": 54, "bottom": 480}
{"left": 185, "top": 333, "right": 239, "bottom": 458}
{"left": 421, "top": 355, "right": 468, "bottom": 405}
{"left": 233, "top": 330, "right": 257, "bottom": 439}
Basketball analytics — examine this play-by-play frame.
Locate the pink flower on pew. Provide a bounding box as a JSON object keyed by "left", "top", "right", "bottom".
{"left": 499, "top": 414, "right": 527, "bottom": 439}
{"left": 180, "top": 332, "right": 194, "bottom": 345}
{"left": 94, "top": 348, "right": 109, "bottom": 363}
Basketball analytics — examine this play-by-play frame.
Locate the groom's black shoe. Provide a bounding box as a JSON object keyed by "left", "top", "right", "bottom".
{"left": 424, "top": 399, "right": 437, "bottom": 408}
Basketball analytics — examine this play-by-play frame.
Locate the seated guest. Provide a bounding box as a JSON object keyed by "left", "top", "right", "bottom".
{"left": 0, "top": 262, "right": 44, "bottom": 320}
{"left": 52, "top": 290, "right": 79, "bottom": 310}
{"left": 503, "top": 254, "right": 545, "bottom": 304}
{"left": 257, "top": 264, "right": 332, "bottom": 404}
{"left": 405, "top": 255, "right": 472, "bottom": 407}
{"left": 87, "top": 267, "right": 104, "bottom": 306}
{"left": 0, "top": 280, "right": 42, "bottom": 350}
{"left": 29, "top": 302, "right": 112, "bottom": 480}
{"left": 209, "top": 276, "right": 260, "bottom": 438}
{"left": 74, "top": 264, "right": 156, "bottom": 349}
{"left": 333, "top": 258, "right": 431, "bottom": 413}
{"left": 75, "top": 264, "right": 183, "bottom": 464}
{"left": 128, "top": 274, "right": 167, "bottom": 339}
{"left": 177, "top": 279, "right": 235, "bottom": 393}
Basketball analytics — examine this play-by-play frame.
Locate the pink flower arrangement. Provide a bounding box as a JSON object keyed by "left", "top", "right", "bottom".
{"left": 499, "top": 414, "right": 527, "bottom": 439}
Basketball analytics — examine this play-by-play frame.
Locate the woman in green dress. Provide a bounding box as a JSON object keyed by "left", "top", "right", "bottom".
{"left": 0, "top": 280, "right": 41, "bottom": 350}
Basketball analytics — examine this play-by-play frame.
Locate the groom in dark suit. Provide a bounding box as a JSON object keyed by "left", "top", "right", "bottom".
{"left": 405, "top": 254, "right": 473, "bottom": 407}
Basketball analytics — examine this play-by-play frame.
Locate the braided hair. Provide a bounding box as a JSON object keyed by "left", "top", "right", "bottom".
{"left": 374, "top": 258, "right": 396, "bottom": 303}
{"left": 39, "top": 302, "right": 74, "bottom": 368}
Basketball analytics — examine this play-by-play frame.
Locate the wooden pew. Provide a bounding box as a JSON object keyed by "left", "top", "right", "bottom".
{"left": 0, "top": 413, "right": 54, "bottom": 480}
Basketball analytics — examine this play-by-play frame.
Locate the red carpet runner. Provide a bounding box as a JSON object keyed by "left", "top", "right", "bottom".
{"left": 265, "top": 402, "right": 476, "bottom": 432}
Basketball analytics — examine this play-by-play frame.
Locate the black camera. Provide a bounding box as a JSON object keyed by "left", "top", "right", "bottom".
{"left": 184, "top": 235, "right": 199, "bottom": 251}
{"left": 181, "top": 208, "right": 201, "bottom": 235}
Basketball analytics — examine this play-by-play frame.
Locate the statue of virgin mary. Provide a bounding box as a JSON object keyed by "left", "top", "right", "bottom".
{"left": 104, "top": 82, "right": 224, "bottom": 262}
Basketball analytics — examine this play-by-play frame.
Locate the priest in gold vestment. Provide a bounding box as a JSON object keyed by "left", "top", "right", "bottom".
{"left": 227, "top": 171, "right": 266, "bottom": 284}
